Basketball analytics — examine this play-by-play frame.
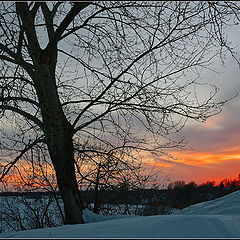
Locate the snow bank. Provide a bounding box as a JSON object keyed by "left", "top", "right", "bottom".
{"left": 1, "top": 190, "right": 240, "bottom": 238}
{"left": 1, "top": 214, "right": 240, "bottom": 238}
{"left": 82, "top": 209, "right": 138, "bottom": 223}
{"left": 173, "top": 190, "right": 240, "bottom": 215}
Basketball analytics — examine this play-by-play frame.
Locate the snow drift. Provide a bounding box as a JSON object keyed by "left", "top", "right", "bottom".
{"left": 173, "top": 190, "right": 240, "bottom": 215}
{"left": 1, "top": 190, "right": 240, "bottom": 238}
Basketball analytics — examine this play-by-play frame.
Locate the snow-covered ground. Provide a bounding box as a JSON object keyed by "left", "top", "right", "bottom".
{"left": 1, "top": 190, "right": 240, "bottom": 238}
{"left": 173, "top": 190, "right": 240, "bottom": 215}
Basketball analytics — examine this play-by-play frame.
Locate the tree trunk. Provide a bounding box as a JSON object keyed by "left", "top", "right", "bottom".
{"left": 93, "top": 166, "right": 100, "bottom": 214}
{"left": 48, "top": 127, "right": 85, "bottom": 224}
{"left": 34, "top": 53, "right": 85, "bottom": 224}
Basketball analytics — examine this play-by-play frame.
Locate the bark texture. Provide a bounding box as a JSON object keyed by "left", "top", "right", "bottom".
{"left": 34, "top": 50, "right": 85, "bottom": 224}
{"left": 14, "top": 1, "right": 87, "bottom": 224}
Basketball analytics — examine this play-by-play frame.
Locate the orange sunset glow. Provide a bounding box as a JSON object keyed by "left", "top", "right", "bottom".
{"left": 167, "top": 149, "right": 240, "bottom": 184}
{"left": 164, "top": 105, "right": 240, "bottom": 184}
{"left": 144, "top": 148, "right": 240, "bottom": 186}
{"left": 144, "top": 87, "right": 240, "bottom": 186}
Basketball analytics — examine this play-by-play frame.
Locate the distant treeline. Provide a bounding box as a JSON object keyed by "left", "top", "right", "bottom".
{"left": 1, "top": 174, "right": 240, "bottom": 213}
{"left": 0, "top": 191, "right": 57, "bottom": 197}
{"left": 79, "top": 174, "right": 240, "bottom": 211}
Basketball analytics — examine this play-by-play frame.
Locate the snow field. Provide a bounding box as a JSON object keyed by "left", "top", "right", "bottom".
{"left": 1, "top": 190, "right": 240, "bottom": 238}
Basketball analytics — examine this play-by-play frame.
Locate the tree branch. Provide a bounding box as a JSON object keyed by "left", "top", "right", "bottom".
{"left": 0, "top": 55, "right": 17, "bottom": 65}
{"left": 41, "top": 2, "right": 55, "bottom": 40}
{"left": 0, "top": 96, "right": 40, "bottom": 108}
{"left": 15, "top": 2, "right": 41, "bottom": 60}
{"left": 46, "top": 2, "right": 91, "bottom": 49}
{"left": 0, "top": 136, "right": 45, "bottom": 181}
{"left": 0, "top": 43, "right": 34, "bottom": 78}
{"left": 0, "top": 76, "right": 34, "bottom": 87}
{"left": 0, "top": 105, "right": 43, "bottom": 130}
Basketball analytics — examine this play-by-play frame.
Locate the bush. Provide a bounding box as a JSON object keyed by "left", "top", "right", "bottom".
{"left": 137, "top": 200, "right": 172, "bottom": 216}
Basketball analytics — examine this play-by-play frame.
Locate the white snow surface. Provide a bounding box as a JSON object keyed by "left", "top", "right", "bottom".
{"left": 1, "top": 190, "right": 240, "bottom": 238}
{"left": 173, "top": 190, "right": 240, "bottom": 216}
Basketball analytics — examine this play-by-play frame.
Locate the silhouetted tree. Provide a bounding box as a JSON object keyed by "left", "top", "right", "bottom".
{"left": 219, "top": 181, "right": 224, "bottom": 190}
{"left": 0, "top": 2, "right": 239, "bottom": 224}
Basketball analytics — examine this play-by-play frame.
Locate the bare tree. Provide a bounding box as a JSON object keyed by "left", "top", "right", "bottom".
{"left": 0, "top": 1, "right": 239, "bottom": 224}
{"left": 0, "top": 192, "right": 64, "bottom": 233}
{"left": 74, "top": 145, "right": 138, "bottom": 214}
{"left": 75, "top": 144, "right": 168, "bottom": 214}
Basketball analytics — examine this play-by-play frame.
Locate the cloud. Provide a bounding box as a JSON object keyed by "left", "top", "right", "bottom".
{"left": 165, "top": 83, "right": 240, "bottom": 184}
{"left": 179, "top": 96, "right": 240, "bottom": 154}
{"left": 169, "top": 157, "right": 240, "bottom": 185}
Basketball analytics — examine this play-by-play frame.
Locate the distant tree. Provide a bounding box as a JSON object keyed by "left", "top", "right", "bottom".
{"left": 172, "top": 181, "right": 186, "bottom": 189}
{"left": 185, "top": 181, "right": 198, "bottom": 189}
{"left": 219, "top": 181, "right": 224, "bottom": 190}
{"left": 222, "top": 178, "right": 233, "bottom": 188}
{"left": 222, "top": 178, "right": 240, "bottom": 189}
{"left": 0, "top": 2, "right": 239, "bottom": 224}
{"left": 200, "top": 181, "right": 215, "bottom": 187}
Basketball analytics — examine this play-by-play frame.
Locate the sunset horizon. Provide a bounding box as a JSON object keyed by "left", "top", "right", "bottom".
{"left": 1, "top": 3, "right": 240, "bottom": 237}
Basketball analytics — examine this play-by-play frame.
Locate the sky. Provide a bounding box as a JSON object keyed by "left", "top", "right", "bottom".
{"left": 165, "top": 42, "right": 240, "bottom": 185}
{"left": 40, "top": 3, "right": 240, "bottom": 187}
{"left": 1, "top": 2, "right": 240, "bottom": 190}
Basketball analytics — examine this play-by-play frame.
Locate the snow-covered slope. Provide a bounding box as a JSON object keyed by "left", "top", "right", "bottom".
{"left": 1, "top": 190, "right": 240, "bottom": 238}
{"left": 173, "top": 190, "right": 240, "bottom": 215}
{"left": 82, "top": 208, "right": 140, "bottom": 223}
{"left": 1, "top": 214, "right": 240, "bottom": 238}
